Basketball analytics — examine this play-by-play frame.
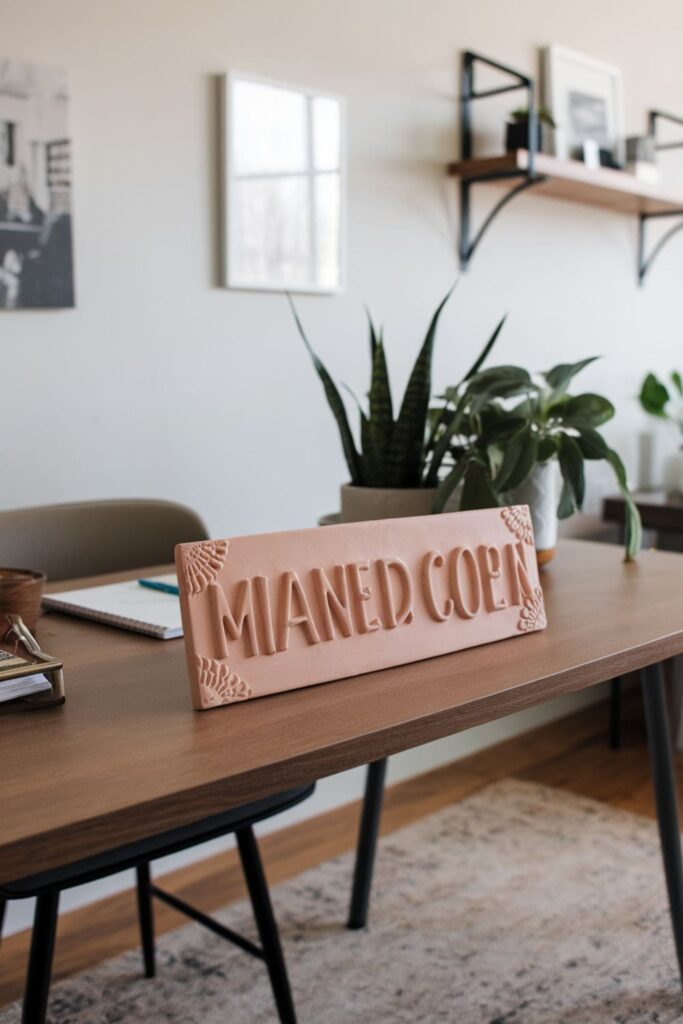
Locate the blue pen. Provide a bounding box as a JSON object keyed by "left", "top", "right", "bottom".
{"left": 138, "top": 579, "right": 180, "bottom": 596}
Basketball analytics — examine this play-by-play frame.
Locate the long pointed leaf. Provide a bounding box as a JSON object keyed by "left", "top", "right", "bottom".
{"left": 460, "top": 315, "right": 507, "bottom": 383}
{"left": 369, "top": 341, "right": 394, "bottom": 482}
{"left": 387, "top": 286, "right": 455, "bottom": 486}
{"left": 494, "top": 426, "right": 538, "bottom": 492}
{"left": 557, "top": 477, "right": 575, "bottom": 519}
{"left": 558, "top": 433, "right": 585, "bottom": 509}
{"left": 544, "top": 356, "right": 599, "bottom": 393}
{"left": 433, "top": 458, "right": 468, "bottom": 513}
{"left": 359, "top": 408, "right": 380, "bottom": 483}
{"left": 607, "top": 448, "right": 642, "bottom": 561}
{"left": 289, "top": 296, "right": 364, "bottom": 484}
{"left": 366, "top": 307, "right": 380, "bottom": 364}
{"left": 425, "top": 390, "right": 469, "bottom": 485}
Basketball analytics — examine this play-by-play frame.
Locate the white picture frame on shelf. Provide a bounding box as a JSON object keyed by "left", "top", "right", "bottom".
{"left": 222, "top": 70, "right": 346, "bottom": 295}
{"left": 542, "top": 46, "right": 624, "bottom": 164}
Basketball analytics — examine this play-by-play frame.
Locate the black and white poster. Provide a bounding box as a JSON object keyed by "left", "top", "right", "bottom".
{"left": 0, "top": 58, "right": 74, "bottom": 309}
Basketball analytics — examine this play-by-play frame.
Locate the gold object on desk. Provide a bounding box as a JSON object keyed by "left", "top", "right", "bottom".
{"left": 0, "top": 614, "right": 64, "bottom": 712}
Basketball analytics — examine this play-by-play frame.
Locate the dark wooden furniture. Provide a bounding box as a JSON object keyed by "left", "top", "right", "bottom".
{"left": 603, "top": 491, "right": 683, "bottom": 538}
{"left": 3, "top": 540, "right": 683, "bottom": 1012}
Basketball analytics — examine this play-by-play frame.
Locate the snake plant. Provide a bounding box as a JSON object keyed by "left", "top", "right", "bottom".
{"left": 291, "top": 288, "right": 504, "bottom": 490}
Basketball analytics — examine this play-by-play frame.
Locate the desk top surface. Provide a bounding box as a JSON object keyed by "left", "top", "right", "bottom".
{"left": 1, "top": 539, "right": 682, "bottom": 883}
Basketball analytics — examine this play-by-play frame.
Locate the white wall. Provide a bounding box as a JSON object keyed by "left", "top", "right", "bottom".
{"left": 2, "top": 0, "right": 681, "bottom": 935}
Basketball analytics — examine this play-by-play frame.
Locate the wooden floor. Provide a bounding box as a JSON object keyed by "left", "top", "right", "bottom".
{"left": 0, "top": 685, "right": 672, "bottom": 1008}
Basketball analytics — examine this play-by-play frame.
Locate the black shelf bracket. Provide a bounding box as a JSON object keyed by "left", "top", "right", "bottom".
{"left": 638, "top": 110, "right": 683, "bottom": 284}
{"left": 458, "top": 51, "right": 545, "bottom": 270}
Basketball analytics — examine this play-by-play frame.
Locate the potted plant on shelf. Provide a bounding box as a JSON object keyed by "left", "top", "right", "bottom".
{"left": 639, "top": 370, "right": 683, "bottom": 494}
{"left": 429, "top": 357, "right": 641, "bottom": 562}
{"left": 291, "top": 289, "right": 504, "bottom": 523}
{"left": 505, "top": 106, "right": 556, "bottom": 153}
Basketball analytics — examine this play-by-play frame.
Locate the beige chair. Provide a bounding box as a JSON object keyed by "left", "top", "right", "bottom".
{"left": 0, "top": 498, "right": 209, "bottom": 580}
{"left": 0, "top": 498, "right": 311, "bottom": 1024}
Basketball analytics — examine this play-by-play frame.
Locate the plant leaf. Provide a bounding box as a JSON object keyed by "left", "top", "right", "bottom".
{"left": 359, "top": 408, "right": 380, "bottom": 483}
{"left": 460, "top": 461, "right": 501, "bottom": 510}
{"left": 432, "top": 458, "right": 469, "bottom": 513}
{"left": 481, "top": 415, "right": 528, "bottom": 445}
{"left": 460, "top": 315, "right": 507, "bottom": 383}
{"left": 544, "top": 356, "right": 599, "bottom": 393}
{"left": 558, "top": 432, "right": 585, "bottom": 509}
{"left": 387, "top": 286, "right": 454, "bottom": 486}
{"left": 575, "top": 426, "right": 609, "bottom": 460}
{"left": 425, "top": 389, "right": 470, "bottom": 485}
{"left": 606, "top": 448, "right": 642, "bottom": 561}
{"left": 639, "top": 372, "right": 670, "bottom": 417}
{"left": 494, "top": 426, "right": 539, "bottom": 492}
{"left": 465, "top": 365, "right": 533, "bottom": 395}
{"left": 289, "top": 296, "right": 364, "bottom": 485}
{"left": 538, "top": 435, "right": 559, "bottom": 461}
{"left": 560, "top": 393, "right": 615, "bottom": 428}
{"left": 671, "top": 371, "right": 683, "bottom": 396}
{"left": 368, "top": 340, "right": 394, "bottom": 481}
{"left": 557, "top": 477, "right": 575, "bottom": 519}
{"left": 366, "top": 308, "right": 380, "bottom": 364}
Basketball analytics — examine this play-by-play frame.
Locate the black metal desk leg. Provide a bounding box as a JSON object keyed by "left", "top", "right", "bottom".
{"left": 347, "top": 758, "right": 388, "bottom": 930}
{"left": 642, "top": 661, "right": 683, "bottom": 985}
{"left": 22, "top": 891, "right": 59, "bottom": 1024}
{"left": 236, "top": 826, "right": 297, "bottom": 1024}
{"left": 136, "top": 862, "right": 156, "bottom": 978}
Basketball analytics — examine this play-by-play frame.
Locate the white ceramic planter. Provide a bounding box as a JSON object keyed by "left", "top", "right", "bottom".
{"left": 509, "top": 462, "right": 558, "bottom": 564}
{"left": 340, "top": 484, "right": 437, "bottom": 523}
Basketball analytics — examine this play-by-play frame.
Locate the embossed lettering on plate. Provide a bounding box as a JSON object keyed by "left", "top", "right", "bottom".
{"left": 176, "top": 506, "right": 547, "bottom": 710}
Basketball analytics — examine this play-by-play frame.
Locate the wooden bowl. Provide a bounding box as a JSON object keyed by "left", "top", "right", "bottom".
{"left": 0, "top": 568, "right": 47, "bottom": 633}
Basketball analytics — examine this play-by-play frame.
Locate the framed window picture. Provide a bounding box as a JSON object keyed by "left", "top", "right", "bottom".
{"left": 542, "top": 47, "right": 624, "bottom": 164}
{"left": 222, "top": 71, "right": 346, "bottom": 294}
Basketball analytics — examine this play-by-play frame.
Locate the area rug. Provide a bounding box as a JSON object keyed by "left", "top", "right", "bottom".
{"left": 2, "top": 779, "right": 682, "bottom": 1024}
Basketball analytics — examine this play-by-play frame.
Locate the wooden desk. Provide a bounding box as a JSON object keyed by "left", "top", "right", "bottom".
{"left": 3, "top": 540, "right": 683, "bottom": 978}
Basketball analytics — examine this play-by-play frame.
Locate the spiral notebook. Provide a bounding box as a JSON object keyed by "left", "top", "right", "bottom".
{"left": 43, "top": 574, "right": 183, "bottom": 640}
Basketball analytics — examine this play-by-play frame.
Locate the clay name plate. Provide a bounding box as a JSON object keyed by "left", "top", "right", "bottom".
{"left": 175, "top": 507, "right": 547, "bottom": 710}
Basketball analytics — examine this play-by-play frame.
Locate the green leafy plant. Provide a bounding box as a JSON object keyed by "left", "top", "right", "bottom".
{"left": 290, "top": 289, "right": 504, "bottom": 489}
{"left": 429, "top": 357, "right": 642, "bottom": 560}
{"left": 639, "top": 371, "right": 683, "bottom": 433}
{"left": 509, "top": 106, "right": 556, "bottom": 128}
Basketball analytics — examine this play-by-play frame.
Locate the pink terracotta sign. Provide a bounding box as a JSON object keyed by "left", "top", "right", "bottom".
{"left": 175, "top": 506, "right": 547, "bottom": 711}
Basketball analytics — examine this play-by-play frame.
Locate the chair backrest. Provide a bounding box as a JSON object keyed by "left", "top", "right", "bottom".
{"left": 0, "top": 499, "right": 209, "bottom": 581}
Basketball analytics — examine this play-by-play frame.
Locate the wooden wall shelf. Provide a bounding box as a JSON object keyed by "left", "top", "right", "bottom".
{"left": 448, "top": 150, "right": 683, "bottom": 217}
{"left": 455, "top": 52, "right": 683, "bottom": 284}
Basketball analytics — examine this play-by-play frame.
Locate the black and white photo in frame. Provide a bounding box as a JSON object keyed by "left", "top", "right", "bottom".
{"left": 542, "top": 46, "right": 624, "bottom": 165}
{"left": 0, "top": 58, "right": 75, "bottom": 309}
